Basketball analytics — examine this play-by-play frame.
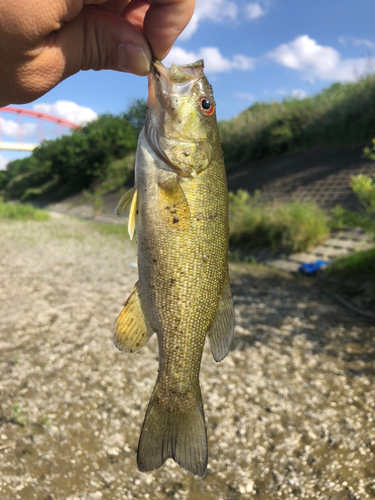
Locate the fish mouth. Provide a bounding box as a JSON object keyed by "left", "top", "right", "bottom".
{"left": 148, "top": 58, "right": 205, "bottom": 105}
{"left": 151, "top": 58, "right": 205, "bottom": 85}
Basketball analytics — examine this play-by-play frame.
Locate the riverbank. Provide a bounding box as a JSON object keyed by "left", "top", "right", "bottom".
{"left": 0, "top": 216, "right": 374, "bottom": 499}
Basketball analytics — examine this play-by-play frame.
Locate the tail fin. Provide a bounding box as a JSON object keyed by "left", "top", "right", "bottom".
{"left": 137, "top": 383, "right": 208, "bottom": 477}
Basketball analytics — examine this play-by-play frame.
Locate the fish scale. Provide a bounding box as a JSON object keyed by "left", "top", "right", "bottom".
{"left": 114, "top": 59, "right": 234, "bottom": 476}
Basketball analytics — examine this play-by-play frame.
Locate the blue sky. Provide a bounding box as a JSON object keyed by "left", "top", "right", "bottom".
{"left": 1, "top": 0, "right": 374, "bottom": 168}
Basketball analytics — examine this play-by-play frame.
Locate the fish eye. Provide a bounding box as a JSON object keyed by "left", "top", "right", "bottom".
{"left": 199, "top": 97, "right": 215, "bottom": 115}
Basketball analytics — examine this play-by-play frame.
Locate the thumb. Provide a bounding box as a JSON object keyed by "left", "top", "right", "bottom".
{"left": 56, "top": 7, "right": 152, "bottom": 79}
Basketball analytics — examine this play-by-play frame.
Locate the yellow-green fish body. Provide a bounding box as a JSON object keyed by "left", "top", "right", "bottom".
{"left": 114, "top": 60, "right": 234, "bottom": 476}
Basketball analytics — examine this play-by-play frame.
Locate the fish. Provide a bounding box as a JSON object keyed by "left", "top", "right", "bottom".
{"left": 114, "top": 59, "right": 234, "bottom": 477}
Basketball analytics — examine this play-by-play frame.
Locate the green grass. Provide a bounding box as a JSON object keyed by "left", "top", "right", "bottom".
{"left": 86, "top": 220, "right": 130, "bottom": 239}
{"left": 0, "top": 198, "right": 49, "bottom": 221}
{"left": 219, "top": 74, "right": 375, "bottom": 164}
{"left": 324, "top": 248, "right": 375, "bottom": 280}
{"left": 229, "top": 190, "right": 330, "bottom": 253}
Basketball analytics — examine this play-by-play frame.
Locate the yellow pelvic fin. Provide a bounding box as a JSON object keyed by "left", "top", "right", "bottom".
{"left": 114, "top": 187, "right": 138, "bottom": 240}
{"left": 207, "top": 271, "right": 234, "bottom": 362}
{"left": 114, "top": 282, "right": 154, "bottom": 354}
{"left": 128, "top": 188, "right": 138, "bottom": 240}
{"left": 115, "top": 187, "right": 135, "bottom": 218}
{"left": 158, "top": 175, "right": 191, "bottom": 230}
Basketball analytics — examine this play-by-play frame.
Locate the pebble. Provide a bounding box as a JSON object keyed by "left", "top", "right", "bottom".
{"left": 0, "top": 218, "right": 374, "bottom": 500}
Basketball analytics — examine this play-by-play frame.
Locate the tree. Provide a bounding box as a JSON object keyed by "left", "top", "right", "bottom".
{"left": 2, "top": 112, "right": 138, "bottom": 199}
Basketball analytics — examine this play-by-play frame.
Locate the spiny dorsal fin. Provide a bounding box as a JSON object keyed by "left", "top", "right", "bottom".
{"left": 207, "top": 271, "right": 234, "bottom": 362}
{"left": 115, "top": 188, "right": 138, "bottom": 240}
{"left": 114, "top": 281, "right": 154, "bottom": 354}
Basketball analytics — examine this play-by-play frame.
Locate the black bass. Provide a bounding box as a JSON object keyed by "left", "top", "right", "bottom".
{"left": 114, "top": 59, "right": 234, "bottom": 477}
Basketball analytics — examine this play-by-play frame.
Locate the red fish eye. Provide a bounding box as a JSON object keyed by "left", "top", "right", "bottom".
{"left": 199, "top": 97, "right": 215, "bottom": 115}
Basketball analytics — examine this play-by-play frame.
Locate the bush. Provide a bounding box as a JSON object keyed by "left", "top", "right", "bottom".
{"left": 351, "top": 173, "right": 375, "bottom": 219}
{"left": 363, "top": 138, "right": 375, "bottom": 161}
{"left": 324, "top": 248, "right": 375, "bottom": 279}
{"left": 2, "top": 111, "right": 139, "bottom": 201}
{"left": 229, "top": 190, "right": 330, "bottom": 253}
{"left": 330, "top": 172, "right": 375, "bottom": 236}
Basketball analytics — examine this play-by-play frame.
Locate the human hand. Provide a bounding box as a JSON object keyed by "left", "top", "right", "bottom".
{"left": 0, "top": 0, "right": 195, "bottom": 107}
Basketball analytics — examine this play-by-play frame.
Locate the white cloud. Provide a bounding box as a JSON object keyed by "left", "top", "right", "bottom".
{"left": 245, "top": 3, "right": 266, "bottom": 20}
{"left": 268, "top": 35, "right": 375, "bottom": 83}
{"left": 180, "top": 0, "right": 238, "bottom": 40}
{"left": 338, "top": 36, "right": 374, "bottom": 49}
{"left": 234, "top": 92, "right": 255, "bottom": 102}
{"left": 33, "top": 101, "right": 97, "bottom": 125}
{"left": 263, "top": 88, "right": 308, "bottom": 100}
{"left": 0, "top": 153, "right": 8, "bottom": 170}
{"left": 0, "top": 117, "right": 36, "bottom": 138}
{"left": 164, "top": 46, "right": 255, "bottom": 73}
{"left": 292, "top": 89, "right": 308, "bottom": 99}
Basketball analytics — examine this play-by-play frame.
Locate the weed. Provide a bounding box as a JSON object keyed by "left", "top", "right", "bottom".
{"left": 87, "top": 220, "right": 129, "bottom": 239}
{"left": 11, "top": 356, "right": 19, "bottom": 366}
{"left": 41, "top": 415, "right": 51, "bottom": 427}
{"left": 363, "top": 138, "right": 375, "bottom": 161}
{"left": 324, "top": 248, "right": 375, "bottom": 279}
{"left": 0, "top": 197, "right": 49, "bottom": 221}
{"left": 11, "top": 403, "right": 27, "bottom": 426}
{"left": 229, "top": 190, "right": 330, "bottom": 254}
{"left": 351, "top": 173, "right": 375, "bottom": 220}
{"left": 330, "top": 172, "right": 375, "bottom": 236}
{"left": 330, "top": 205, "right": 375, "bottom": 234}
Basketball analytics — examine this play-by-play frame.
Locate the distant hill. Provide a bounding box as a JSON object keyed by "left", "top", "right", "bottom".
{"left": 2, "top": 77, "right": 375, "bottom": 206}
{"left": 219, "top": 74, "right": 375, "bottom": 164}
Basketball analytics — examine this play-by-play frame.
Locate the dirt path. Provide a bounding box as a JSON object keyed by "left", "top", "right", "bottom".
{"left": 0, "top": 216, "right": 374, "bottom": 500}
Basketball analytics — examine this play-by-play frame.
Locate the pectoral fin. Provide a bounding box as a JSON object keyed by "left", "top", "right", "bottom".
{"left": 115, "top": 188, "right": 135, "bottom": 218}
{"left": 114, "top": 282, "right": 154, "bottom": 353}
{"left": 158, "top": 175, "right": 191, "bottom": 229}
{"left": 115, "top": 188, "right": 138, "bottom": 240}
{"left": 208, "top": 272, "right": 234, "bottom": 362}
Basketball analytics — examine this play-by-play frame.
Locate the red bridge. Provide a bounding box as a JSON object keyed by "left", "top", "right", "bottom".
{"left": 0, "top": 106, "right": 80, "bottom": 151}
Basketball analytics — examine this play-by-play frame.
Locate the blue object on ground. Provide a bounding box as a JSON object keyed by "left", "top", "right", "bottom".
{"left": 298, "top": 260, "right": 331, "bottom": 275}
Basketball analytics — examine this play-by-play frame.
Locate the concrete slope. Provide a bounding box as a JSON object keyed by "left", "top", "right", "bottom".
{"left": 226, "top": 144, "right": 375, "bottom": 211}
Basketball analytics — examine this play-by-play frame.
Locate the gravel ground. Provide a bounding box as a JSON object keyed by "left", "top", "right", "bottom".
{"left": 0, "top": 215, "right": 374, "bottom": 500}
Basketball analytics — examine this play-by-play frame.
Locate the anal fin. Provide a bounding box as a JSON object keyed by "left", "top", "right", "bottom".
{"left": 114, "top": 282, "right": 154, "bottom": 353}
{"left": 208, "top": 271, "right": 234, "bottom": 362}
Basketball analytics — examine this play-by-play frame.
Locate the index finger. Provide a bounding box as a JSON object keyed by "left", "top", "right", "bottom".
{"left": 143, "top": 0, "right": 195, "bottom": 60}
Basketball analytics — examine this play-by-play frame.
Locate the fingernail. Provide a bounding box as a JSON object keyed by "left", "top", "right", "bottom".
{"left": 117, "top": 43, "right": 151, "bottom": 76}
{"left": 159, "top": 48, "right": 172, "bottom": 62}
